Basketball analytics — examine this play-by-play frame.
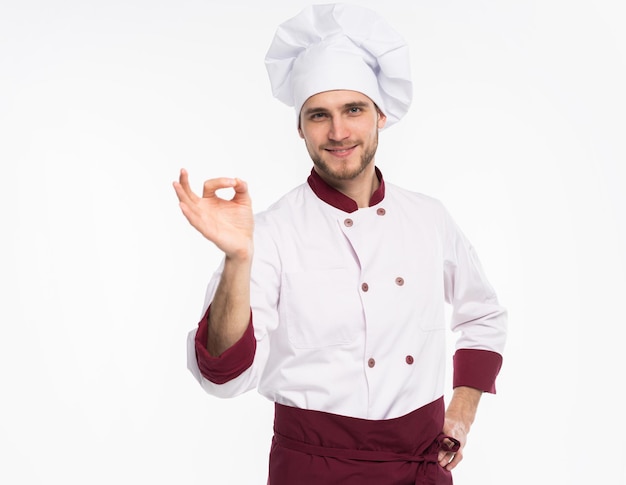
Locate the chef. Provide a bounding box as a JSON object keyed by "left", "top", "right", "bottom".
{"left": 173, "top": 4, "right": 507, "bottom": 484}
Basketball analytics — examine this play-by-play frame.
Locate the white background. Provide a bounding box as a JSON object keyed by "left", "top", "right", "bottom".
{"left": 1, "top": 0, "right": 624, "bottom": 483}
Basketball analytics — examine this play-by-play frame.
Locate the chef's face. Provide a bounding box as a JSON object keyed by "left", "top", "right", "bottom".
{"left": 298, "top": 90, "right": 386, "bottom": 183}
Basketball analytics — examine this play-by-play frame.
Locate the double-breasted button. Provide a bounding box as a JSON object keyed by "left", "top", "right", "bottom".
{"left": 395, "top": 277, "right": 405, "bottom": 286}
{"left": 344, "top": 218, "right": 353, "bottom": 227}
{"left": 368, "top": 358, "right": 376, "bottom": 368}
{"left": 361, "top": 282, "right": 369, "bottom": 292}
{"left": 406, "top": 355, "right": 414, "bottom": 365}
{"left": 376, "top": 208, "right": 386, "bottom": 216}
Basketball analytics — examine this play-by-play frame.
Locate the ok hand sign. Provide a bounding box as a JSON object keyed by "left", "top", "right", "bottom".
{"left": 173, "top": 169, "right": 254, "bottom": 260}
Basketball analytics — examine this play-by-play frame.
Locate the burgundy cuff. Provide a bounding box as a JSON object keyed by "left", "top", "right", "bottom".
{"left": 194, "top": 306, "right": 256, "bottom": 384}
{"left": 453, "top": 349, "right": 503, "bottom": 394}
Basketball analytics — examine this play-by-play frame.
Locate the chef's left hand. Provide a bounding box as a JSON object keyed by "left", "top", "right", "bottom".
{"left": 438, "top": 386, "right": 483, "bottom": 471}
{"left": 439, "top": 416, "right": 467, "bottom": 471}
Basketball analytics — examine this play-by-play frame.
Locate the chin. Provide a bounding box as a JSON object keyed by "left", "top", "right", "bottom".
{"left": 315, "top": 160, "right": 369, "bottom": 181}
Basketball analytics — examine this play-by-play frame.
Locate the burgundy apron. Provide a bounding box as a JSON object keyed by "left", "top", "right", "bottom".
{"left": 268, "top": 397, "right": 460, "bottom": 485}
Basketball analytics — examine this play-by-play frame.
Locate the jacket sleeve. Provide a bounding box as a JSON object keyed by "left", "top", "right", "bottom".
{"left": 442, "top": 206, "right": 507, "bottom": 393}
{"left": 186, "top": 221, "right": 281, "bottom": 398}
{"left": 193, "top": 306, "right": 256, "bottom": 384}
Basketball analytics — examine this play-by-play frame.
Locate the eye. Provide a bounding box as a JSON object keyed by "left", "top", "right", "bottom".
{"left": 309, "top": 112, "right": 328, "bottom": 121}
{"left": 347, "top": 107, "right": 362, "bottom": 115}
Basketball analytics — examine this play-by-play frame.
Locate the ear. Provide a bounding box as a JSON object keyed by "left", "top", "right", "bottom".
{"left": 377, "top": 110, "right": 387, "bottom": 130}
{"left": 297, "top": 125, "right": 304, "bottom": 139}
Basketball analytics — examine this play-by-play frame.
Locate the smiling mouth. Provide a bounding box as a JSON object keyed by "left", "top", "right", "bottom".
{"left": 324, "top": 145, "right": 357, "bottom": 156}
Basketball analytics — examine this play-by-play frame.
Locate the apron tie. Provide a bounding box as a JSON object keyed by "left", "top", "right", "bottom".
{"left": 274, "top": 432, "right": 460, "bottom": 485}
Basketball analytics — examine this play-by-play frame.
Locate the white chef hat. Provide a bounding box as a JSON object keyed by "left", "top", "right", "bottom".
{"left": 265, "top": 3, "right": 412, "bottom": 128}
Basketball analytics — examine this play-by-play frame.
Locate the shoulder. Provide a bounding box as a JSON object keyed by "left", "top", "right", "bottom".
{"left": 254, "top": 183, "right": 310, "bottom": 225}
{"left": 253, "top": 183, "right": 326, "bottom": 241}
{"left": 385, "top": 182, "right": 449, "bottom": 218}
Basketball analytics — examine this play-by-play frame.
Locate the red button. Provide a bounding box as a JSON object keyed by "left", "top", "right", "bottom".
{"left": 406, "top": 355, "right": 414, "bottom": 365}
{"left": 376, "top": 208, "right": 386, "bottom": 216}
{"left": 361, "top": 282, "right": 369, "bottom": 292}
{"left": 368, "top": 358, "right": 376, "bottom": 368}
{"left": 344, "top": 218, "right": 353, "bottom": 227}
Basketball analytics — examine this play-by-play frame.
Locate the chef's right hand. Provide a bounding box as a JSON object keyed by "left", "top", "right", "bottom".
{"left": 173, "top": 168, "right": 254, "bottom": 260}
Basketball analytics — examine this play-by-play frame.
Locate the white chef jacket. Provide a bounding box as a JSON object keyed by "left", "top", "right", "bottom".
{"left": 187, "top": 169, "right": 507, "bottom": 421}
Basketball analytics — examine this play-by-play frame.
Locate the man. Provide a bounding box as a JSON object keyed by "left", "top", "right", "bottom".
{"left": 174, "top": 4, "right": 507, "bottom": 484}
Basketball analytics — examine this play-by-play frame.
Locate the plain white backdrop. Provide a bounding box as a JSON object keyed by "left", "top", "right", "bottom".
{"left": 1, "top": 0, "right": 624, "bottom": 483}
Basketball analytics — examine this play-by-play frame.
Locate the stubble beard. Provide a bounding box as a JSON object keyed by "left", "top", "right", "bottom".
{"left": 309, "top": 134, "right": 378, "bottom": 182}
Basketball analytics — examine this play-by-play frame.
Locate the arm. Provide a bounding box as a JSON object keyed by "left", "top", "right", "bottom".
{"left": 173, "top": 168, "right": 254, "bottom": 356}
{"left": 207, "top": 254, "right": 252, "bottom": 356}
{"left": 440, "top": 205, "right": 507, "bottom": 470}
{"left": 438, "top": 386, "right": 482, "bottom": 471}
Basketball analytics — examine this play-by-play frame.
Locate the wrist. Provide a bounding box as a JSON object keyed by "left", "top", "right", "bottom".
{"left": 446, "top": 386, "right": 482, "bottom": 429}
{"left": 225, "top": 241, "right": 254, "bottom": 263}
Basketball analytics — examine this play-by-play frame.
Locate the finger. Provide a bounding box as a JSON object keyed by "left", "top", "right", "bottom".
{"left": 202, "top": 177, "right": 237, "bottom": 199}
{"left": 178, "top": 168, "right": 191, "bottom": 190}
{"left": 178, "top": 201, "right": 191, "bottom": 220}
{"left": 176, "top": 168, "right": 199, "bottom": 203}
{"left": 173, "top": 178, "right": 200, "bottom": 206}
{"left": 438, "top": 450, "right": 451, "bottom": 466}
{"left": 445, "top": 451, "right": 463, "bottom": 471}
{"left": 173, "top": 180, "right": 192, "bottom": 205}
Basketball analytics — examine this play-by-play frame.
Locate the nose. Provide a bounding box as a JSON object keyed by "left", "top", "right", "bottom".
{"left": 328, "top": 116, "right": 350, "bottom": 141}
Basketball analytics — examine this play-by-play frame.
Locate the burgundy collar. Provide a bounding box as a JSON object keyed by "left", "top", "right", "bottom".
{"left": 306, "top": 168, "right": 385, "bottom": 214}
